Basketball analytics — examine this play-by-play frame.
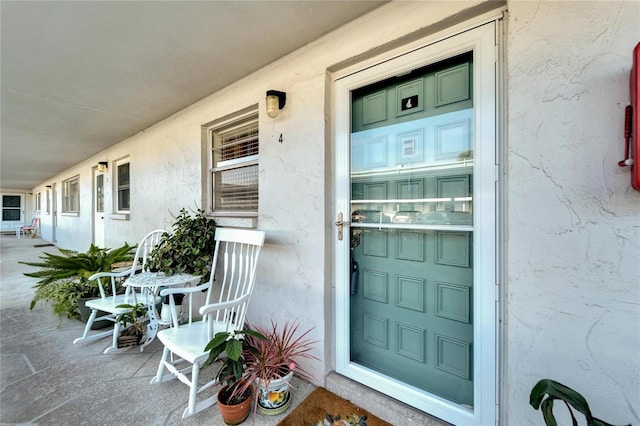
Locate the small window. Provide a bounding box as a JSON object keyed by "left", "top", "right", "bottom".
{"left": 35, "top": 192, "right": 42, "bottom": 212}
{"left": 62, "top": 176, "right": 80, "bottom": 213}
{"left": 207, "top": 108, "right": 259, "bottom": 215}
{"left": 116, "top": 161, "right": 130, "bottom": 212}
{"left": 2, "top": 195, "right": 21, "bottom": 221}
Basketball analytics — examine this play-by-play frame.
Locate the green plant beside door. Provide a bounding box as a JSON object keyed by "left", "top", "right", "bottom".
{"left": 204, "top": 328, "right": 267, "bottom": 425}
{"left": 243, "top": 321, "right": 318, "bottom": 415}
{"left": 203, "top": 321, "right": 318, "bottom": 423}
{"left": 530, "top": 379, "right": 631, "bottom": 426}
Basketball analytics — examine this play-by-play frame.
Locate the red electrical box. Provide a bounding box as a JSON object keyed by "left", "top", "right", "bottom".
{"left": 620, "top": 42, "right": 640, "bottom": 191}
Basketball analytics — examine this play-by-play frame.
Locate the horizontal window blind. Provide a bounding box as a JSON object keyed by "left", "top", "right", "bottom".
{"left": 210, "top": 112, "right": 259, "bottom": 212}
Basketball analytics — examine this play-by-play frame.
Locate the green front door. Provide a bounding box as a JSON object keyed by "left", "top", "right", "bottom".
{"left": 349, "top": 53, "right": 475, "bottom": 406}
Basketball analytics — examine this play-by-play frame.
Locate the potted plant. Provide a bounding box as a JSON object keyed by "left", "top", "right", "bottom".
{"left": 204, "top": 328, "right": 267, "bottom": 425}
{"left": 530, "top": 379, "right": 630, "bottom": 426}
{"left": 242, "top": 321, "right": 318, "bottom": 415}
{"left": 20, "top": 243, "right": 134, "bottom": 325}
{"left": 115, "top": 303, "right": 148, "bottom": 348}
{"left": 148, "top": 208, "right": 216, "bottom": 281}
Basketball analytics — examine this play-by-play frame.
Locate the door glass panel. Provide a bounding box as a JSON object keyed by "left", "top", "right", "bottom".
{"left": 349, "top": 53, "right": 474, "bottom": 407}
{"left": 96, "top": 174, "right": 104, "bottom": 213}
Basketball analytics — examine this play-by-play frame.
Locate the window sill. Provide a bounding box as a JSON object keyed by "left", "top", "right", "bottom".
{"left": 61, "top": 212, "right": 79, "bottom": 217}
{"left": 110, "top": 213, "right": 130, "bottom": 221}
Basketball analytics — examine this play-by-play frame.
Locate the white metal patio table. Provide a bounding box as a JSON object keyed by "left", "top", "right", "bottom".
{"left": 125, "top": 271, "right": 201, "bottom": 351}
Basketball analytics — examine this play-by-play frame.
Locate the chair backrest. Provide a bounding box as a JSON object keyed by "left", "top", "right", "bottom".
{"left": 200, "top": 228, "right": 265, "bottom": 336}
{"left": 129, "top": 229, "right": 166, "bottom": 277}
{"left": 89, "top": 229, "right": 167, "bottom": 301}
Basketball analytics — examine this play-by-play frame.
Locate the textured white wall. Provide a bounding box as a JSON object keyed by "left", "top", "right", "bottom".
{"left": 507, "top": 1, "right": 640, "bottom": 424}
{"left": 25, "top": 0, "right": 640, "bottom": 424}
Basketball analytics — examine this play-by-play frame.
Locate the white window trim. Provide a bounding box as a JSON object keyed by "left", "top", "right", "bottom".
{"left": 34, "top": 191, "right": 42, "bottom": 213}
{"left": 113, "top": 158, "right": 130, "bottom": 214}
{"left": 203, "top": 105, "right": 259, "bottom": 218}
{"left": 62, "top": 175, "right": 80, "bottom": 214}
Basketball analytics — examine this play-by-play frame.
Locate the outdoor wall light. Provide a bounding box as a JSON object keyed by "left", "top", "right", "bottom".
{"left": 97, "top": 161, "right": 108, "bottom": 173}
{"left": 45, "top": 185, "right": 52, "bottom": 189}
{"left": 266, "top": 90, "right": 286, "bottom": 118}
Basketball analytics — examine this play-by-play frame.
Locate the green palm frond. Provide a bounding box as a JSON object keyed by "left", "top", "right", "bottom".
{"left": 20, "top": 242, "right": 135, "bottom": 320}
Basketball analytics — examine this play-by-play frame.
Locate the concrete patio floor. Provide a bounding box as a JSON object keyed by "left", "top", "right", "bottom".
{"left": 0, "top": 234, "right": 447, "bottom": 426}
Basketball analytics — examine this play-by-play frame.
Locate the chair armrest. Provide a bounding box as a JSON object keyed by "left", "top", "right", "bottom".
{"left": 199, "top": 293, "right": 249, "bottom": 316}
{"left": 89, "top": 270, "right": 132, "bottom": 280}
{"left": 161, "top": 282, "right": 210, "bottom": 327}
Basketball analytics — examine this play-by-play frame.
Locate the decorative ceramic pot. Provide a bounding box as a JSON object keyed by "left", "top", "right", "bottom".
{"left": 217, "top": 384, "right": 253, "bottom": 425}
{"left": 256, "top": 369, "right": 294, "bottom": 415}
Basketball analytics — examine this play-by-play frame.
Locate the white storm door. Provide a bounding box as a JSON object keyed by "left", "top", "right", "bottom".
{"left": 334, "top": 21, "right": 498, "bottom": 426}
{"left": 93, "top": 170, "right": 105, "bottom": 247}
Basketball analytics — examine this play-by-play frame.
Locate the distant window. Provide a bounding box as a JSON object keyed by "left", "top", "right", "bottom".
{"left": 207, "top": 108, "right": 259, "bottom": 215}
{"left": 62, "top": 176, "right": 80, "bottom": 213}
{"left": 116, "top": 161, "right": 130, "bottom": 212}
{"left": 35, "top": 192, "right": 41, "bottom": 212}
{"left": 2, "top": 195, "right": 21, "bottom": 221}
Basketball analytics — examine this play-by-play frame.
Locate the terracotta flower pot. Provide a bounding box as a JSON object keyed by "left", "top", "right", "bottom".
{"left": 217, "top": 384, "right": 254, "bottom": 425}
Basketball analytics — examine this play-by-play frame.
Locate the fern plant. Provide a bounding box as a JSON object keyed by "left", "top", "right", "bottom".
{"left": 20, "top": 243, "right": 134, "bottom": 320}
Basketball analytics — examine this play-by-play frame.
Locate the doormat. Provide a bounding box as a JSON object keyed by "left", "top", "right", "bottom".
{"left": 34, "top": 243, "right": 54, "bottom": 247}
{"left": 277, "top": 387, "right": 392, "bottom": 426}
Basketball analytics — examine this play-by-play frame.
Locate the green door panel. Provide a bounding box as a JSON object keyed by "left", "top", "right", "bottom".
{"left": 349, "top": 51, "right": 475, "bottom": 407}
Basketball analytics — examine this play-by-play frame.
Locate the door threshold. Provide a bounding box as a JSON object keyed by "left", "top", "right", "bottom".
{"left": 325, "top": 371, "right": 451, "bottom": 426}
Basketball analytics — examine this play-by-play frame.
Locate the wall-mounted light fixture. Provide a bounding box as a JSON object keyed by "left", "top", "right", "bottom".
{"left": 266, "top": 90, "right": 286, "bottom": 118}
{"left": 45, "top": 185, "right": 52, "bottom": 189}
{"left": 97, "top": 161, "right": 108, "bottom": 173}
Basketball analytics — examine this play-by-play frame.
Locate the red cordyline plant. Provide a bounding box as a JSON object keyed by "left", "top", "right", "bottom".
{"left": 242, "top": 320, "right": 319, "bottom": 386}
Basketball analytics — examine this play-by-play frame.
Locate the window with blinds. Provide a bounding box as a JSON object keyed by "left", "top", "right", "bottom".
{"left": 116, "top": 162, "right": 130, "bottom": 211}
{"left": 210, "top": 111, "right": 259, "bottom": 213}
{"left": 62, "top": 175, "right": 80, "bottom": 213}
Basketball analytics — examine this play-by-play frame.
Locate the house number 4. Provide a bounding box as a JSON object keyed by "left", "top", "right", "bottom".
{"left": 401, "top": 95, "right": 419, "bottom": 111}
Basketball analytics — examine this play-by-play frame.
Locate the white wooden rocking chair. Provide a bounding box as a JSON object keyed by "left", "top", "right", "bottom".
{"left": 73, "top": 229, "right": 166, "bottom": 354}
{"left": 150, "top": 228, "right": 265, "bottom": 418}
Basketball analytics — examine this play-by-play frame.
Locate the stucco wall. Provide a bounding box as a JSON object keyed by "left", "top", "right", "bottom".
{"left": 24, "top": 0, "right": 640, "bottom": 424}
{"left": 507, "top": 1, "right": 640, "bottom": 424}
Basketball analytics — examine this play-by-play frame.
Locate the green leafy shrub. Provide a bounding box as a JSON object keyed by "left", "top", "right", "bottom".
{"left": 148, "top": 208, "right": 216, "bottom": 281}
{"left": 20, "top": 243, "right": 134, "bottom": 320}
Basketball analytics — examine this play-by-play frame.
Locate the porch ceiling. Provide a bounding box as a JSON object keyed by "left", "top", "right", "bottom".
{"left": 0, "top": 1, "right": 386, "bottom": 190}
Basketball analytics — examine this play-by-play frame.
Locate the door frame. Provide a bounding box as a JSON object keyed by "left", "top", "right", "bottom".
{"left": 332, "top": 17, "right": 502, "bottom": 426}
